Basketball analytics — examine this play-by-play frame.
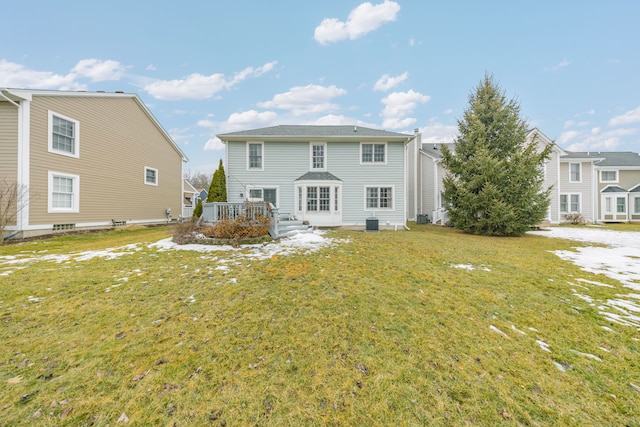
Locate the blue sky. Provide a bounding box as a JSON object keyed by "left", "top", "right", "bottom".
{"left": 3, "top": 1, "right": 639, "bottom": 175}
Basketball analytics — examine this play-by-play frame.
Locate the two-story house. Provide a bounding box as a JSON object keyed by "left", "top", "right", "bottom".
{"left": 407, "top": 127, "right": 640, "bottom": 225}
{"left": 217, "top": 125, "right": 414, "bottom": 229}
{"left": 0, "top": 88, "right": 187, "bottom": 239}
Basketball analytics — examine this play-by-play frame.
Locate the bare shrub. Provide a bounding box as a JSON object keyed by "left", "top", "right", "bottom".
{"left": 563, "top": 213, "right": 585, "bottom": 225}
{"left": 172, "top": 219, "right": 199, "bottom": 244}
{"left": 211, "top": 214, "right": 270, "bottom": 240}
{"left": 1, "top": 178, "right": 32, "bottom": 244}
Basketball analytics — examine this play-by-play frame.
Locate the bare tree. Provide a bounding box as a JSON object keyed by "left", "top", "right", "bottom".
{"left": 0, "top": 178, "right": 31, "bottom": 244}
{"left": 183, "top": 169, "right": 211, "bottom": 190}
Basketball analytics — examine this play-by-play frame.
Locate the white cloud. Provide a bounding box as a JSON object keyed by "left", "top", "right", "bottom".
{"left": 609, "top": 106, "right": 640, "bottom": 127}
{"left": 0, "top": 60, "right": 84, "bottom": 90}
{"left": 257, "top": 84, "right": 347, "bottom": 116}
{"left": 144, "top": 61, "right": 277, "bottom": 101}
{"left": 374, "top": 72, "right": 408, "bottom": 91}
{"left": 380, "top": 89, "right": 430, "bottom": 129}
{"left": 418, "top": 123, "right": 458, "bottom": 145}
{"left": 545, "top": 59, "right": 571, "bottom": 72}
{"left": 146, "top": 64, "right": 157, "bottom": 71}
{"left": 70, "top": 59, "right": 126, "bottom": 82}
{"left": 314, "top": 0, "right": 400, "bottom": 45}
{"left": 563, "top": 119, "right": 590, "bottom": 129}
{"left": 204, "top": 137, "right": 225, "bottom": 151}
{"left": 563, "top": 127, "right": 637, "bottom": 152}
{"left": 226, "top": 110, "right": 278, "bottom": 128}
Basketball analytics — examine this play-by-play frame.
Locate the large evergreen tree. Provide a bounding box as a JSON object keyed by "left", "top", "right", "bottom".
{"left": 440, "top": 75, "right": 551, "bottom": 236}
{"left": 206, "top": 159, "right": 227, "bottom": 203}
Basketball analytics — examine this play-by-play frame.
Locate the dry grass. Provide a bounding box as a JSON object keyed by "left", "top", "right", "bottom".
{"left": 0, "top": 224, "right": 638, "bottom": 425}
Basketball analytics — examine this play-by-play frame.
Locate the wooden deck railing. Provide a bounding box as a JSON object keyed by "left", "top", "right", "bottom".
{"left": 201, "top": 202, "right": 280, "bottom": 238}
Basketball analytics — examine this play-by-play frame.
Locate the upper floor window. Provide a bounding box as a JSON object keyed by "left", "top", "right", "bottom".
{"left": 145, "top": 166, "right": 158, "bottom": 186}
{"left": 48, "top": 171, "right": 80, "bottom": 213}
{"left": 569, "top": 163, "right": 581, "bottom": 183}
{"left": 310, "top": 143, "right": 326, "bottom": 170}
{"left": 600, "top": 170, "right": 618, "bottom": 183}
{"left": 247, "top": 142, "right": 264, "bottom": 170}
{"left": 361, "top": 143, "right": 386, "bottom": 164}
{"left": 48, "top": 111, "right": 79, "bottom": 158}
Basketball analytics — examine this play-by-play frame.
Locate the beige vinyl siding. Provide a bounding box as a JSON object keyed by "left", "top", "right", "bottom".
{"left": 559, "top": 161, "right": 595, "bottom": 222}
{"left": 0, "top": 102, "right": 19, "bottom": 226}
{"left": 28, "top": 96, "right": 183, "bottom": 226}
{"left": 0, "top": 102, "right": 18, "bottom": 180}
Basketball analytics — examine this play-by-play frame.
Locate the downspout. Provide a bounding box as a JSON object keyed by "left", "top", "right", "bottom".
{"left": 404, "top": 133, "right": 417, "bottom": 230}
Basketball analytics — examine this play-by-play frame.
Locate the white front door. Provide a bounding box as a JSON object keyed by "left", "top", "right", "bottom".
{"left": 295, "top": 182, "right": 342, "bottom": 226}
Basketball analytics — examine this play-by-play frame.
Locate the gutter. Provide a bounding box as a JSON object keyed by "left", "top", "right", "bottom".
{"left": 0, "top": 89, "right": 21, "bottom": 107}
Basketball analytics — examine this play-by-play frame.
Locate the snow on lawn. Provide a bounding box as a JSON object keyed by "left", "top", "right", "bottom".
{"left": 529, "top": 227, "right": 640, "bottom": 329}
{"left": 149, "top": 229, "right": 344, "bottom": 260}
{"left": 0, "top": 230, "right": 344, "bottom": 276}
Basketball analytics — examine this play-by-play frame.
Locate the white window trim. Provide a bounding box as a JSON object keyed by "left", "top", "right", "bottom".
{"left": 600, "top": 170, "right": 618, "bottom": 183}
{"left": 246, "top": 185, "right": 279, "bottom": 207}
{"left": 309, "top": 142, "right": 327, "bottom": 171}
{"left": 616, "top": 196, "right": 627, "bottom": 214}
{"left": 48, "top": 110, "right": 80, "bottom": 158}
{"left": 144, "top": 166, "right": 158, "bottom": 186}
{"left": 569, "top": 163, "right": 581, "bottom": 183}
{"left": 364, "top": 185, "right": 395, "bottom": 211}
{"left": 633, "top": 195, "right": 640, "bottom": 214}
{"left": 360, "top": 142, "right": 387, "bottom": 165}
{"left": 560, "top": 193, "right": 581, "bottom": 213}
{"left": 246, "top": 141, "right": 264, "bottom": 171}
{"left": 48, "top": 171, "right": 80, "bottom": 213}
{"left": 604, "top": 196, "right": 613, "bottom": 214}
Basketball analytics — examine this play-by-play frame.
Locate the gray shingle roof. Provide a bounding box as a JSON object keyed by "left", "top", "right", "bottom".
{"left": 295, "top": 172, "right": 342, "bottom": 181}
{"left": 601, "top": 185, "right": 628, "bottom": 193}
{"left": 217, "top": 125, "right": 412, "bottom": 139}
{"left": 563, "top": 151, "right": 640, "bottom": 167}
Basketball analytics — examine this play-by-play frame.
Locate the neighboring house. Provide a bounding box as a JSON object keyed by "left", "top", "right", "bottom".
{"left": 183, "top": 179, "right": 199, "bottom": 217}
{"left": 590, "top": 152, "right": 640, "bottom": 222}
{"left": 0, "top": 88, "right": 188, "bottom": 238}
{"left": 408, "top": 127, "right": 640, "bottom": 225}
{"left": 217, "top": 125, "right": 415, "bottom": 229}
{"left": 197, "top": 188, "right": 208, "bottom": 203}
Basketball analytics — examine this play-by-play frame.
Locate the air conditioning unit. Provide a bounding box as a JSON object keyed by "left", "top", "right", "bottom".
{"left": 365, "top": 217, "right": 379, "bottom": 232}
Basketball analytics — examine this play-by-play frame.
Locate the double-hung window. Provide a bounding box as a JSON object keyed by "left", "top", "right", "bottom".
{"left": 48, "top": 171, "right": 80, "bottom": 213}
{"left": 144, "top": 166, "right": 158, "bottom": 186}
{"left": 310, "top": 143, "right": 326, "bottom": 170}
{"left": 247, "top": 142, "right": 264, "bottom": 170}
{"left": 48, "top": 111, "right": 79, "bottom": 158}
{"left": 365, "top": 186, "right": 393, "bottom": 210}
{"left": 634, "top": 196, "right": 640, "bottom": 214}
{"left": 361, "top": 143, "right": 386, "bottom": 164}
{"left": 560, "top": 193, "right": 581, "bottom": 213}
{"left": 569, "top": 163, "right": 581, "bottom": 183}
{"left": 600, "top": 170, "right": 618, "bottom": 183}
{"left": 306, "top": 186, "right": 330, "bottom": 211}
{"left": 617, "top": 197, "right": 626, "bottom": 214}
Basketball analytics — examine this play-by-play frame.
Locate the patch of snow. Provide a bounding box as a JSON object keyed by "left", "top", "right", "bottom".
{"left": 553, "top": 361, "right": 566, "bottom": 372}
{"left": 489, "top": 325, "right": 509, "bottom": 338}
{"left": 510, "top": 325, "right": 527, "bottom": 335}
{"left": 452, "top": 264, "right": 475, "bottom": 270}
{"left": 576, "top": 278, "right": 614, "bottom": 288}
{"left": 536, "top": 340, "right": 552, "bottom": 353}
{"left": 570, "top": 350, "right": 602, "bottom": 362}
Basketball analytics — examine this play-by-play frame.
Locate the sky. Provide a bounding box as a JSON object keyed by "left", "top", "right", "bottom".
{"left": 3, "top": 1, "right": 640, "bottom": 176}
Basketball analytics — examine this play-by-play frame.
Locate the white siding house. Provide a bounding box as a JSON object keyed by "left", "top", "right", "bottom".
{"left": 217, "top": 125, "right": 415, "bottom": 229}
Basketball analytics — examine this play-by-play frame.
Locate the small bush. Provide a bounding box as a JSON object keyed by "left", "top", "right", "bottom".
{"left": 172, "top": 219, "right": 199, "bottom": 244}
{"left": 563, "top": 213, "right": 585, "bottom": 225}
{"left": 211, "top": 214, "right": 270, "bottom": 240}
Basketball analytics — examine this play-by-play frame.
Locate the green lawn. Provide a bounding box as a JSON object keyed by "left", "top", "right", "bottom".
{"left": 1, "top": 225, "right": 638, "bottom": 426}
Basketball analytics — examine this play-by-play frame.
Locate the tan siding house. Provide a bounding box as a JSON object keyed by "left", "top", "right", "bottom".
{"left": 0, "top": 88, "right": 187, "bottom": 238}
